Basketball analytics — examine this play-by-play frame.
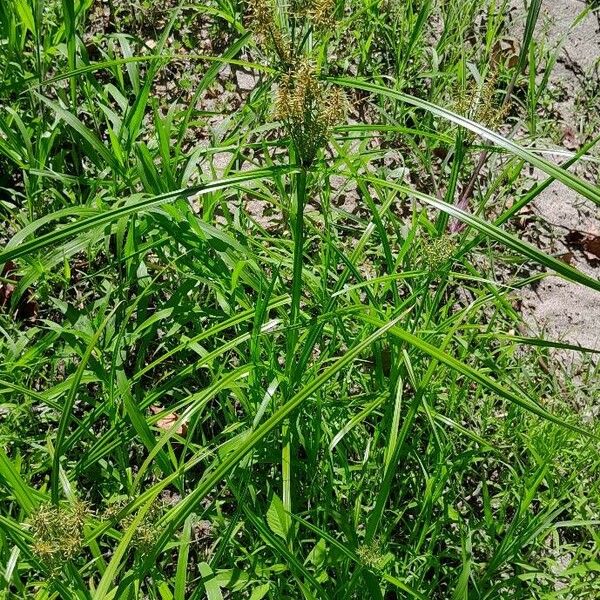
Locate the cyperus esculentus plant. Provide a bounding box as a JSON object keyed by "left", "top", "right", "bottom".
{"left": 247, "top": 0, "right": 347, "bottom": 532}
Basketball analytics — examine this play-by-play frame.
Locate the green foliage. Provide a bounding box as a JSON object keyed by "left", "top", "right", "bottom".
{"left": 0, "top": 0, "right": 598, "bottom": 598}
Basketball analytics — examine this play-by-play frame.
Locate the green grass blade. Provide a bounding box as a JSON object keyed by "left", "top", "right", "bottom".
{"left": 144, "top": 316, "right": 404, "bottom": 568}
{"left": 51, "top": 304, "right": 120, "bottom": 503}
{"left": 0, "top": 166, "right": 298, "bottom": 264}
{"left": 361, "top": 175, "right": 600, "bottom": 292}
{"left": 330, "top": 77, "right": 600, "bottom": 207}
{"left": 358, "top": 314, "right": 595, "bottom": 438}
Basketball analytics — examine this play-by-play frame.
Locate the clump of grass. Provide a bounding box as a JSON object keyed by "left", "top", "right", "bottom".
{"left": 0, "top": 0, "right": 599, "bottom": 598}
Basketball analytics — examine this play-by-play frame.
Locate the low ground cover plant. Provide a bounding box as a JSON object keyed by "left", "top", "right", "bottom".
{"left": 0, "top": 0, "right": 599, "bottom": 597}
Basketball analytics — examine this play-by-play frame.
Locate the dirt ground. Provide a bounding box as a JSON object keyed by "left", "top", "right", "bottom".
{"left": 517, "top": 0, "right": 600, "bottom": 352}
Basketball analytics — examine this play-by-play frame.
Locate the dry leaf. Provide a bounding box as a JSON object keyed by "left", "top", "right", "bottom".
{"left": 492, "top": 38, "right": 519, "bottom": 69}
{"left": 149, "top": 405, "right": 188, "bottom": 436}
{"left": 557, "top": 252, "right": 575, "bottom": 265}
{"left": 561, "top": 126, "right": 579, "bottom": 150}
{"left": 583, "top": 235, "right": 600, "bottom": 260}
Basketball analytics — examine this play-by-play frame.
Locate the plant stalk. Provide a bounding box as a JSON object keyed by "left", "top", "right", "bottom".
{"left": 282, "top": 166, "right": 307, "bottom": 544}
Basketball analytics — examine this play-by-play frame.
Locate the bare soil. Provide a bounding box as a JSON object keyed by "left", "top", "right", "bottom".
{"left": 518, "top": 1, "right": 600, "bottom": 352}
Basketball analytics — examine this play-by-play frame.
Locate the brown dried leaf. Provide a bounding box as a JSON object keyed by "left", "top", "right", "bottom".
{"left": 561, "top": 126, "right": 579, "bottom": 150}
{"left": 150, "top": 405, "right": 188, "bottom": 436}
{"left": 583, "top": 236, "right": 600, "bottom": 259}
{"left": 557, "top": 252, "right": 575, "bottom": 265}
{"left": 492, "top": 38, "right": 519, "bottom": 69}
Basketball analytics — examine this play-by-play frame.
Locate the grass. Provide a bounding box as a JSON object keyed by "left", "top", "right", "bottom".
{"left": 0, "top": 0, "right": 599, "bottom": 598}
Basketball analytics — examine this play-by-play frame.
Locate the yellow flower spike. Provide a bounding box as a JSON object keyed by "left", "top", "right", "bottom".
{"left": 275, "top": 59, "right": 347, "bottom": 166}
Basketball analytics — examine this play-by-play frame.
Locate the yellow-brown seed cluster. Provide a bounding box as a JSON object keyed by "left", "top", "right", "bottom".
{"left": 29, "top": 501, "right": 89, "bottom": 572}
{"left": 306, "top": 0, "right": 337, "bottom": 28}
{"left": 275, "top": 60, "right": 346, "bottom": 165}
{"left": 455, "top": 70, "right": 510, "bottom": 135}
{"left": 247, "top": 0, "right": 291, "bottom": 65}
{"left": 248, "top": 0, "right": 338, "bottom": 62}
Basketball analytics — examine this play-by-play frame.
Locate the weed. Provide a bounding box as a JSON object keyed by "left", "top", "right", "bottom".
{"left": 0, "top": 0, "right": 598, "bottom": 597}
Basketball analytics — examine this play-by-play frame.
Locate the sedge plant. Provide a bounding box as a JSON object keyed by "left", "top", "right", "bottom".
{"left": 0, "top": 0, "right": 599, "bottom": 598}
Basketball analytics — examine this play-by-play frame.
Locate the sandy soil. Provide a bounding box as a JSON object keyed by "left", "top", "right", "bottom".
{"left": 517, "top": 0, "right": 600, "bottom": 352}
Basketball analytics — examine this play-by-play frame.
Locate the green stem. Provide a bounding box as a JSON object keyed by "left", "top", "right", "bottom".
{"left": 287, "top": 167, "right": 307, "bottom": 374}
{"left": 282, "top": 167, "right": 307, "bottom": 544}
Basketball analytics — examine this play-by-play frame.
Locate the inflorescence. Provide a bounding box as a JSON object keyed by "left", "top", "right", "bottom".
{"left": 247, "top": 0, "right": 346, "bottom": 166}
{"left": 275, "top": 59, "right": 346, "bottom": 166}
{"left": 29, "top": 501, "right": 89, "bottom": 574}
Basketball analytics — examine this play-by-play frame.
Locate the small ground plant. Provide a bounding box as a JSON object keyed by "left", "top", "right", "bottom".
{"left": 0, "top": 0, "right": 599, "bottom": 598}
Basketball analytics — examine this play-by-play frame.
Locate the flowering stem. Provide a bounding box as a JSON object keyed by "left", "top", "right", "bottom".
{"left": 287, "top": 167, "right": 307, "bottom": 371}
{"left": 282, "top": 166, "right": 307, "bottom": 543}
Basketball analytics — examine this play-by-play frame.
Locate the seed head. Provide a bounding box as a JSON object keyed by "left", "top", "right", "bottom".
{"left": 290, "top": 0, "right": 312, "bottom": 13}
{"left": 29, "top": 501, "right": 89, "bottom": 573}
{"left": 291, "top": 0, "right": 336, "bottom": 28}
{"left": 321, "top": 86, "right": 347, "bottom": 128}
{"left": 275, "top": 59, "right": 346, "bottom": 165}
{"left": 455, "top": 69, "right": 510, "bottom": 135}
{"left": 357, "top": 537, "right": 386, "bottom": 568}
{"left": 421, "top": 234, "right": 456, "bottom": 271}
{"left": 247, "top": 0, "right": 291, "bottom": 65}
{"left": 307, "top": 0, "right": 336, "bottom": 29}
{"left": 106, "top": 497, "right": 167, "bottom": 555}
